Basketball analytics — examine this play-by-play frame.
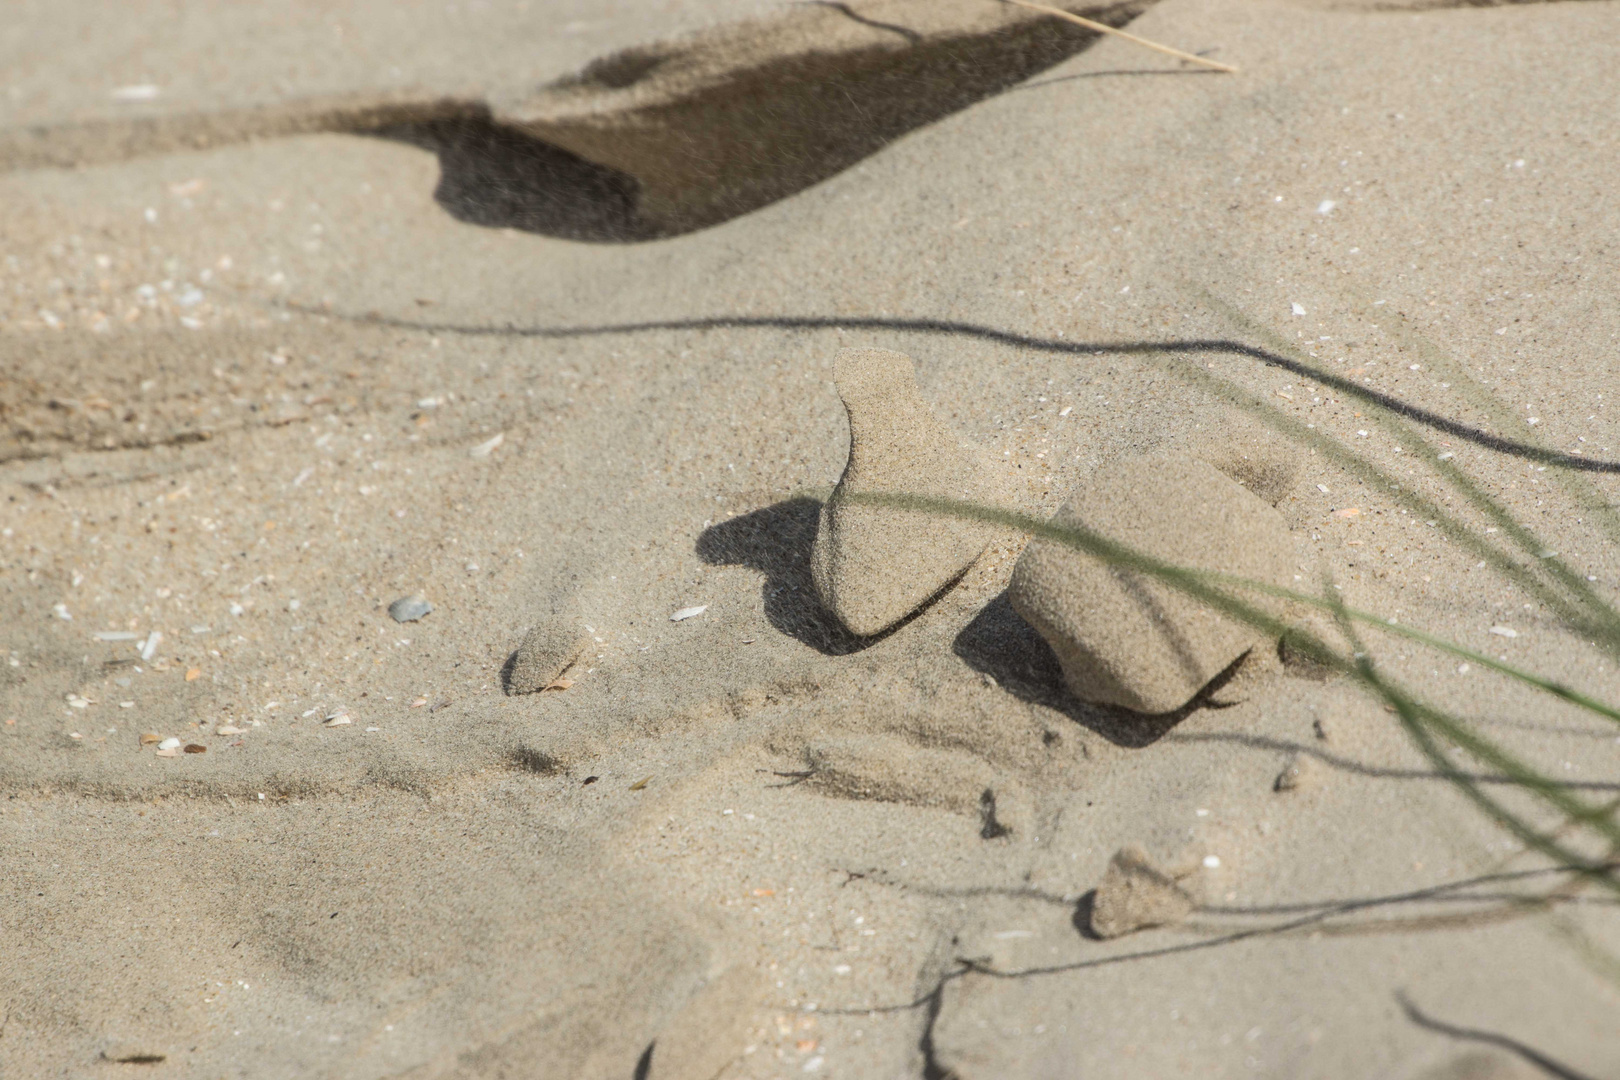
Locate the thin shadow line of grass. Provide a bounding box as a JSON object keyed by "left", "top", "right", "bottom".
{"left": 1398, "top": 993, "right": 1597, "bottom": 1080}
{"left": 1203, "top": 292, "right": 1620, "bottom": 657}
{"left": 840, "top": 488, "right": 1620, "bottom": 885}
{"left": 1168, "top": 732, "right": 1620, "bottom": 791}
{"left": 275, "top": 301, "right": 1618, "bottom": 474}
{"left": 862, "top": 861, "right": 1618, "bottom": 918}
{"left": 1359, "top": 298, "right": 1620, "bottom": 550}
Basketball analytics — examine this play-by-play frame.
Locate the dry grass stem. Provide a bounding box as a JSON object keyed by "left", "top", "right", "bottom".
{"left": 1003, "top": 0, "right": 1239, "bottom": 73}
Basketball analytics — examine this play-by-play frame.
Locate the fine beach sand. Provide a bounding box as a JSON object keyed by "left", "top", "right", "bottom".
{"left": 5, "top": 1, "right": 1620, "bottom": 1076}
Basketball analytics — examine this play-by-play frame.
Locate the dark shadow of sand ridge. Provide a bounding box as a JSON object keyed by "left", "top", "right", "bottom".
{"left": 696, "top": 497, "right": 964, "bottom": 656}
{"left": 952, "top": 592, "right": 1249, "bottom": 748}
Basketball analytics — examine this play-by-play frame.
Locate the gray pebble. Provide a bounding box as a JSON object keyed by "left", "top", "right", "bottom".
{"left": 388, "top": 594, "right": 434, "bottom": 623}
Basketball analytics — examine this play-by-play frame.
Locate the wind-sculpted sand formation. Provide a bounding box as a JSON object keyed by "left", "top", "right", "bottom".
{"left": 812, "top": 347, "right": 1008, "bottom": 637}
{"left": 5, "top": 0, "right": 1620, "bottom": 1077}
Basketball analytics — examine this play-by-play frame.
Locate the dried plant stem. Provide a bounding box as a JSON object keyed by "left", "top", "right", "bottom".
{"left": 1003, "top": 0, "right": 1239, "bottom": 73}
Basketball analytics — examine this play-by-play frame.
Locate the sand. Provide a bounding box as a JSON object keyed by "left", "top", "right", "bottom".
{"left": 4, "top": 0, "right": 1620, "bottom": 1076}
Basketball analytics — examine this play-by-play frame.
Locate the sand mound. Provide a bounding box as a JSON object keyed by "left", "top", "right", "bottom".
{"left": 1008, "top": 453, "right": 1301, "bottom": 714}
{"left": 504, "top": 620, "right": 589, "bottom": 695}
{"left": 812, "top": 347, "right": 1007, "bottom": 637}
{"left": 1088, "top": 844, "right": 1196, "bottom": 938}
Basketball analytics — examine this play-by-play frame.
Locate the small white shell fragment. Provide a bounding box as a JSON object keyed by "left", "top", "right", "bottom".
{"left": 1489, "top": 625, "right": 1518, "bottom": 638}
{"left": 468, "top": 432, "right": 504, "bottom": 458}
{"left": 1291, "top": 303, "right": 1306, "bottom": 316}
{"left": 1316, "top": 200, "right": 1336, "bottom": 214}
{"left": 94, "top": 631, "right": 140, "bottom": 641}
{"left": 53, "top": 603, "right": 72, "bottom": 620}
{"left": 67, "top": 695, "right": 91, "bottom": 709}
{"left": 140, "top": 632, "right": 162, "bottom": 661}
{"left": 670, "top": 605, "right": 708, "bottom": 622}
{"left": 112, "top": 84, "right": 161, "bottom": 101}
{"left": 155, "top": 747, "right": 180, "bottom": 758}
{"left": 323, "top": 712, "right": 352, "bottom": 727}
{"left": 157, "top": 737, "right": 182, "bottom": 750}
{"left": 217, "top": 725, "right": 246, "bottom": 735}
{"left": 1203, "top": 855, "right": 1222, "bottom": 868}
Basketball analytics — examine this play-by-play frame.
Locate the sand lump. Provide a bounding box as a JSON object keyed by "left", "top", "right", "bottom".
{"left": 1008, "top": 452, "right": 1298, "bottom": 715}
{"left": 812, "top": 347, "right": 1005, "bottom": 637}
{"left": 1088, "top": 845, "right": 1196, "bottom": 939}
{"left": 506, "top": 621, "right": 590, "bottom": 694}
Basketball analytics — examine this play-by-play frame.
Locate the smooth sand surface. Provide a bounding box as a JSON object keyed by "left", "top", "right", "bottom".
{"left": 4, "top": 0, "right": 1620, "bottom": 1076}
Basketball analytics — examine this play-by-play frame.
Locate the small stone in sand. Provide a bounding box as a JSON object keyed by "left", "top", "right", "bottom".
{"left": 1008, "top": 453, "right": 1297, "bottom": 715}
{"left": 811, "top": 348, "right": 1005, "bottom": 636}
{"left": 184, "top": 743, "right": 206, "bottom": 754}
{"left": 157, "top": 737, "right": 181, "bottom": 750}
{"left": 1089, "top": 845, "right": 1195, "bottom": 939}
{"left": 1274, "top": 752, "right": 1321, "bottom": 792}
{"left": 388, "top": 595, "right": 433, "bottom": 623}
{"left": 507, "top": 622, "right": 588, "bottom": 694}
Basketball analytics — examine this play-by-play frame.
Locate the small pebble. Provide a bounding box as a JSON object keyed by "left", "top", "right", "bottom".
{"left": 183, "top": 743, "right": 206, "bottom": 754}
{"left": 1089, "top": 845, "right": 1195, "bottom": 938}
{"left": 1275, "top": 753, "right": 1321, "bottom": 792}
{"left": 157, "top": 737, "right": 181, "bottom": 750}
{"left": 388, "top": 595, "right": 433, "bottom": 623}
